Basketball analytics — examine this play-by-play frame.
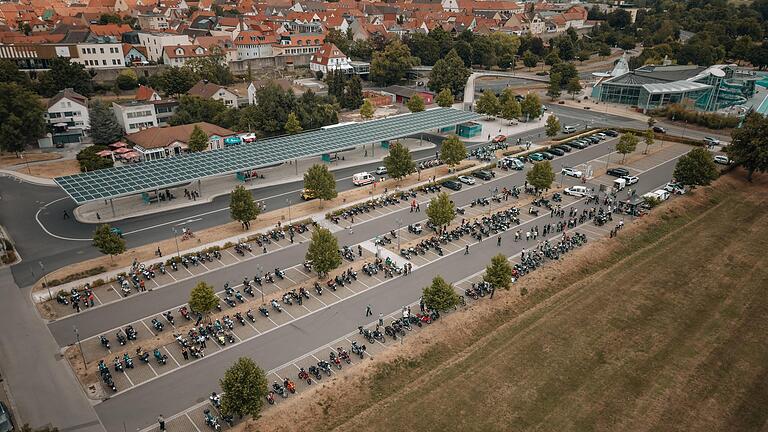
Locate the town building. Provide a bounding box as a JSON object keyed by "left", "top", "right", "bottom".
{"left": 162, "top": 44, "right": 210, "bottom": 66}
{"left": 45, "top": 88, "right": 89, "bottom": 145}
{"left": 112, "top": 100, "right": 158, "bottom": 134}
{"left": 310, "top": 42, "right": 352, "bottom": 75}
{"left": 136, "top": 31, "right": 191, "bottom": 62}
{"left": 382, "top": 85, "right": 435, "bottom": 104}
{"left": 125, "top": 122, "right": 236, "bottom": 161}
{"left": 188, "top": 80, "right": 240, "bottom": 108}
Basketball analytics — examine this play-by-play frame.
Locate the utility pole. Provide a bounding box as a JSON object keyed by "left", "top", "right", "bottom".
{"left": 39, "top": 261, "right": 52, "bottom": 301}
{"left": 172, "top": 228, "right": 180, "bottom": 258}
{"left": 73, "top": 326, "right": 86, "bottom": 365}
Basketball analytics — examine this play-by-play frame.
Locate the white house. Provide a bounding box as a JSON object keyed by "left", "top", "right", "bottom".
{"left": 310, "top": 43, "right": 353, "bottom": 75}
{"left": 112, "top": 100, "right": 158, "bottom": 135}
{"left": 46, "top": 88, "right": 89, "bottom": 130}
{"left": 233, "top": 30, "right": 276, "bottom": 60}
{"left": 137, "top": 31, "right": 192, "bottom": 62}
{"left": 188, "top": 80, "right": 240, "bottom": 109}
{"left": 162, "top": 44, "right": 210, "bottom": 66}
{"left": 73, "top": 41, "right": 125, "bottom": 69}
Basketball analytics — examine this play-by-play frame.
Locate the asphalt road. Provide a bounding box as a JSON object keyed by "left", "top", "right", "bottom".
{"left": 93, "top": 150, "right": 683, "bottom": 432}
{"left": 2, "top": 105, "right": 725, "bottom": 287}
{"left": 47, "top": 136, "right": 627, "bottom": 346}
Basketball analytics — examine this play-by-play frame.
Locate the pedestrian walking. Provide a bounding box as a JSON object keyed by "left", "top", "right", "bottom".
{"left": 464, "top": 244, "right": 469, "bottom": 255}
{"left": 96, "top": 212, "right": 101, "bottom": 220}
{"left": 525, "top": 231, "right": 530, "bottom": 241}
{"left": 156, "top": 247, "right": 162, "bottom": 257}
{"left": 200, "top": 339, "right": 206, "bottom": 349}
{"left": 358, "top": 245, "right": 362, "bottom": 257}
{"left": 158, "top": 415, "right": 165, "bottom": 431}
{"left": 182, "top": 349, "right": 189, "bottom": 360}
{"left": 497, "top": 237, "right": 501, "bottom": 247}
{"left": 378, "top": 313, "right": 384, "bottom": 327}
{"left": 365, "top": 304, "right": 372, "bottom": 317}
{"left": 62, "top": 210, "right": 69, "bottom": 219}
{"left": 263, "top": 246, "right": 267, "bottom": 254}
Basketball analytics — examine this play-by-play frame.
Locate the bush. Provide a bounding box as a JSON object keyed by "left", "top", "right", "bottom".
{"left": 651, "top": 104, "right": 740, "bottom": 130}
{"left": 77, "top": 145, "right": 114, "bottom": 172}
{"left": 44, "top": 266, "right": 107, "bottom": 287}
{"left": 92, "top": 278, "right": 106, "bottom": 287}
{"left": 1, "top": 250, "right": 16, "bottom": 264}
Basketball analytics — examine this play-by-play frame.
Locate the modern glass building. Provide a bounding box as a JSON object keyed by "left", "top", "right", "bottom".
{"left": 592, "top": 63, "right": 756, "bottom": 112}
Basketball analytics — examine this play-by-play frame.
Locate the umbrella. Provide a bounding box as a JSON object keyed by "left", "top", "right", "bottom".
{"left": 109, "top": 142, "right": 128, "bottom": 148}
{"left": 113, "top": 147, "right": 131, "bottom": 154}
{"left": 96, "top": 150, "right": 113, "bottom": 157}
{"left": 121, "top": 151, "right": 140, "bottom": 159}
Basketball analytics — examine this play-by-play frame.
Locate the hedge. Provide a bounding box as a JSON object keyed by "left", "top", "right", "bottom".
{"left": 44, "top": 266, "right": 107, "bottom": 288}
{"left": 649, "top": 105, "right": 740, "bottom": 130}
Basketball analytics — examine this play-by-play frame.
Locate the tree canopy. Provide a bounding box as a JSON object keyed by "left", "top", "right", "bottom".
{"left": 673, "top": 147, "right": 719, "bottom": 188}
{"left": 547, "top": 72, "right": 562, "bottom": 100}
{"left": 188, "top": 281, "right": 219, "bottom": 316}
{"left": 76, "top": 145, "right": 114, "bottom": 172}
{"left": 436, "top": 88, "right": 454, "bottom": 108}
{"left": 616, "top": 133, "right": 638, "bottom": 162}
{"left": 92, "top": 224, "right": 126, "bottom": 261}
{"left": 520, "top": 93, "right": 542, "bottom": 121}
{"left": 426, "top": 192, "right": 455, "bottom": 227}
{"left": 383, "top": 141, "right": 415, "bottom": 181}
{"left": 526, "top": 160, "right": 555, "bottom": 191}
{"left": 422, "top": 276, "right": 461, "bottom": 311}
{"left": 360, "top": 99, "right": 375, "bottom": 119}
{"left": 0, "top": 83, "right": 45, "bottom": 154}
{"left": 428, "top": 49, "right": 471, "bottom": 96}
{"left": 545, "top": 115, "right": 561, "bottom": 137}
{"left": 303, "top": 164, "right": 337, "bottom": 204}
{"left": 370, "top": 40, "right": 416, "bottom": 86}
{"left": 230, "top": 185, "right": 260, "bottom": 229}
{"left": 305, "top": 227, "right": 342, "bottom": 277}
{"left": 187, "top": 125, "right": 209, "bottom": 152}
{"left": 185, "top": 49, "right": 233, "bottom": 85}
{"left": 89, "top": 100, "right": 124, "bottom": 145}
{"left": 728, "top": 113, "right": 768, "bottom": 181}
{"left": 220, "top": 357, "right": 268, "bottom": 419}
{"left": 440, "top": 135, "right": 467, "bottom": 168}
{"left": 475, "top": 90, "right": 500, "bottom": 118}
{"left": 483, "top": 253, "right": 513, "bottom": 290}
{"left": 169, "top": 95, "right": 230, "bottom": 127}
{"left": 406, "top": 94, "right": 425, "bottom": 112}
{"left": 566, "top": 77, "right": 582, "bottom": 99}
{"left": 36, "top": 59, "right": 93, "bottom": 97}
{"left": 284, "top": 112, "right": 303, "bottom": 135}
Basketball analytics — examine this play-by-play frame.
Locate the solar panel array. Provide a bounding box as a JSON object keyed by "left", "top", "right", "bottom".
{"left": 55, "top": 108, "right": 482, "bottom": 204}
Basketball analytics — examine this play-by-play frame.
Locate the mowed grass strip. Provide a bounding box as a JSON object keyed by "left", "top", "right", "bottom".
{"left": 249, "top": 174, "right": 768, "bottom": 432}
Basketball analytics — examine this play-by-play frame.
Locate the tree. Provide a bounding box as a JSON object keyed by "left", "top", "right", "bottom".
{"left": 520, "top": 93, "right": 542, "bottom": 121}
{"left": 647, "top": 117, "right": 656, "bottom": 129}
{"left": 607, "top": 8, "right": 632, "bottom": 29}
{"left": 526, "top": 160, "right": 555, "bottom": 191}
{"left": 426, "top": 192, "right": 455, "bottom": 227}
{"left": 185, "top": 48, "right": 233, "bottom": 85}
{"left": 169, "top": 95, "right": 229, "bottom": 127}
{"left": 343, "top": 75, "right": 363, "bottom": 110}
{"left": 370, "top": 40, "right": 416, "bottom": 86}
{"left": 428, "top": 49, "right": 471, "bottom": 96}
{"left": 220, "top": 357, "right": 268, "bottom": 419}
{"left": 643, "top": 129, "right": 655, "bottom": 154}
{"left": 305, "top": 227, "right": 342, "bottom": 277}
{"left": 0, "top": 83, "right": 45, "bottom": 154}
{"left": 0, "top": 60, "right": 31, "bottom": 89}
{"left": 383, "top": 141, "right": 415, "bottom": 181}
{"left": 545, "top": 115, "right": 561, "bottom": 137}
{"left": 483, "top": 253, "right": 513, "bottom": 291}
{"left": 158, "top": 67, "right": 197, "bottom": 97}
{"left": 92, "top": 224, "right": 126, "bottom": 262}
{"left": 303, "top": 164, "right": 337, "bottom": 205}
{"left": 188, "top": 281, "right": 219, "bottom": 317}
{"left": 547, "top": 72, "right": 562, "bottom": 100}
{"left": 673, "top": 147, "right": 719, "bottom": 189}
{"left": 544, "top": 51, "right": 561, "bottom": 66}
{"left": 550, "top": 62, "right": 578, "bottom": 86}
{"left": 728, "top": 113, "right": 768, "bottom": 181}
{"left": 616, "top": 132, "right": 638, "bottom": 162}
{"left": 230, "top": 185, "right": 259, "bottom": 229}
{"left": 76, "top": 145, "right": 114, "bottom": 172}
{"left": 325, "top": 29, "right": 351, "bottom": 55}
{"left": 407, "top": 33, "right": 440, "bottom": 66}
{"left": 566, "top": 77, "right": 582, "bottom": 100}
{"left": 187, "top": 125, "right": 209, "bottom": 152}
{"left": 350, "top": 39, "right": 373, "bottom": 61}
{"left": 115, "top": 69, "right": 138, "bottom": 90}
{"left": 522, "top": 50, "right": 538, "bottom": 69}
{"left": 440, "top": 135, "right": 467, "bottom": 169}
{"left": 406, "top": 95, "right": 425, "bottom": 112}
{"left": 89, "top": 100, "right": 124, "bottom": 145}
{"left": 576, "top": 50, "right": 592, "bottom": 63}
{"left": 422, "top": 276, "right": 461, "bottom": 311}
{"left": 500, "top": 97, "right": 521, "bottom": 124}
{"left": 36, "top": 58, "right": 93, "bottom": 97}
{"left": 285, "top": 112, "right": 303, "bottom": 135}
{"left": 436, "top": 88, "right": 454, "bottom": 108}
{"left": 360, "top": 99, "right": 375, "bottom": 120}
{"left": 475, "top": 90, "right": 500, "bottom": 118}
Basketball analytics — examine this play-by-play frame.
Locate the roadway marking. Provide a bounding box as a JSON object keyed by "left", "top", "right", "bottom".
{"left": 164, "top": 347, "right": 181, "bottom": 367}
{"left": 122, "top": 369, "right": 135, "bottom": 387}
{"left": 185, "top": 413, "right": 202, "bottom": 432}
{"left": 34, "top": 197, "right": 92, "bottom": 241}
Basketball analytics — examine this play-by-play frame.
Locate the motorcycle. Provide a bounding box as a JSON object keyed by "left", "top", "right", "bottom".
{"left": 337, "top": 347, "right": 352, "bottom": 364}
{"left": 153, "top": 348, "right": 167, "bottom": 365}
{"left": 314, "top": 282, "right": 323, "bottom": 296}
{"left": 275, "top": 268, "right": 286, "bottom": 279}
{"left": 266, "top": 391, "right": 275, "bottom": 405}
{"left": 210, "top": 392, "right": 221, "bottom": 408}
{"left": 179, "top": 307, "right": 191, "bottom": 320}
{"left": 329, "top": 351, "right": 342, "bottom": 369}
{"left": 136, "top": 348, "right": 150, "bottom": 363}
{"left": 234, "top": 312, "right": 246, "bottom": 326}
{"left": 123, "top": 353, "right": 134, "bottom": 369}
{"left": 259, "top": 305, "right": 269, "bottom": 317}
{"left": 113, "top": 357, "right": 123, "bottom": 372}
{"left": 298, "top": 367, "right": 312, "bottom": 385}
{"left": 308, "top": 365, "right": 322, "bottom": 380}
{"left": 284, "top": 378, "right": 296, "bottom": 394}
{"left": 272, "top": 381, "right": 288, "bottom": 398}
{"left": 125, "top": 325, "right": 137, "bottom": 340}
{"left": 151, "top": 318, "right": 164, "bottom": 332}
{"left": 163, "top": 311, "right": 175, "bottom": 325}
{"left": 203, "top": 409, "right": 221, "bottom": 431}
{"left": 246, "top": 309, "right": 256, "bottom": 322}
{"left": 270, "top": 299, "right": 283, "bottom": 313}
{"left": 100, "top": 335, "right": 110, "bottom": 350}
{"left": 317, "top": 360, "right": 332, "bottom": 376}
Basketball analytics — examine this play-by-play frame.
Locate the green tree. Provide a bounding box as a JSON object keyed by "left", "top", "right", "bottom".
{"left": 188, "top": 281, "right": 219, "bottom": 317}
{"left": 36, "top": 58, "right": 94, "bottom": 97}
{"left": 169, "top": 95, "right": 229, "bottom": 127}
{"left": 284, "top": 112, "right": 303, "bottom": 134}
{"left": 576, "top": 50, "right": 592, "bottom": 63}
{"left": 229, "top": 185, "right": 260, "bottom": 229}
{"left": 422, "top": 276, "right": 461, "bottom": 311}
{"left": 0, "top": 60, "right": 31, "bottom": 89}
{"left": 187, "top": 125, "right": 209, "bottom": 152}
{"left": 158, "top": 66, "right": 197, "bottom": 97}
{"left": 115, "top": 69, "right": 138, "bottom": 90}
{"left": 428, "top": 49, "right": 471, "bottom": 96}
{"left": 440, "top": 135, "right": 467, "bottom": 169}
{"left": 98, "top": 13, "right": 121, "bottom": 24}
{"left": 673, "top": 147, "right": 719, "bottom": 189}
{"left": 500, "top": 97, "right": 521, "bottom": 124}
{"left": 383, "top": 141, "right": 415, "bottom": 181}
{"left": 350, "top": 39, "right": 373, "bottom": 60}
{"left": 436, "top": 88, "right": 454, "bottom": 108}
{"left": 0, "top": 83, "right": 45, "bottom": 154}
{"left": 343, "top": 75, "right": 363, "bottom": 110}
{"left": 220, "top": 357, "right": 268, "bottom": 418}
{"left": 360, "top": 99, "right": 375, "bottom": 119}
{"left": 76, "top": 145, "right": 114, "bottom": 172}
{"left": 185, "top": 48, "right": 233, "bottom": 85}
{"left": 520, "top": 93, "right": 542, "bottom": 121}
{"left": 616, "top": 132, "right": 638, "bottom": 162}
{"left": 475, "top": 90, "right": 500, "bottom": 118}
{"left": 483, "top": 253, "right": 513, "bottom": 291}
{"left": 92, "top": 224, "right": 126, "bottom": 262}
{"left": 566, "top": 77, "right": 582, "bottom": 100}
{"left": 647, "top": 117, "right": 656, "bottom": 129}
{"left": 406, "top": 94, "right": 425, "bottom": 112}
{"left": 526, "top": 160, "right": 555, "bottom": 191}
{"left": 89, "top": 100, "right": 124, "bottom": 145}
{"left": 643, "top": 128, "right": 655, "bottom": 154}
{"left": 728, "top": 113, "right": 768, "bottom": 181}
{"left": 550, "top": 62, "right": 578, "bottom": 86}
{"left": 305, "top": 227, "right": 342, "bottom": 277}
{"left": 547, "top": 72, "right": 562, "bottom": 100}
{"left": 370, "top": 40, "right": 416, "bottom": 86}
{"left": 545, "top": 115, "right": 561, "bottom": 137}
{"left": 303, "top": 164, "right": 337, "bottom": 206}
{"left": 544, "top": 51, "right": 561, "bottom": 66}
{"left": 489, "top": 32, "right": 520, "bottom": 69}
{"left": 426, "top": 192, "right": 455, "bottom": 227}
{"left": 522, "top": 50, "right": 538, "bottom": 69}
{"left": 325, "top": 29, "right": 351, "bottom": 55}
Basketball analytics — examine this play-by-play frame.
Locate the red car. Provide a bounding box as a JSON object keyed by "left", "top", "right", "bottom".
{"left": 492, "top": 134, "right": 507, "bottom": 143}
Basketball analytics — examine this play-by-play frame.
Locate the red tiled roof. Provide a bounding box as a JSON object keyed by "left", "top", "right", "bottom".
{"left": 311, "top": 42, "right": 347, "bottom": 65}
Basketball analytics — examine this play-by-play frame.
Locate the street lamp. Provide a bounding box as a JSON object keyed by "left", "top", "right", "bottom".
{"left": 605, "top": 147, "right": 613, "bottom": 171}
{"left": 171, "top": 227, "right": 180, "bottom": 258}
{"left": 286, "top": 198, "right": 293, "bottom": 225}
{"left": 39, "top": 261, "right": 52, "bottom": 301}
{"left": 395, "top": 218, "right": 402, "bottom": 251}
{"left": 73, "top": 326, "right": 86, "bottom": 365}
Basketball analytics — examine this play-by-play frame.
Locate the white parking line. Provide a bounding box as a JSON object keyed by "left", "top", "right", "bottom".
{"left": 122, "top": 369, "right": 135, "bottom": 387}
{"left": 141, "top": 320, "right": 155, "bottom": 336}
{"left": 164, "top": 347, "right": 181, "bottom": 367}
{"left": 185, "top": 413, "right": 202, "bottom": 432}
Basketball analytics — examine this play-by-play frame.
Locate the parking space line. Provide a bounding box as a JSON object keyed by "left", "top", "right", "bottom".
{"left": 146, "top": 361, "right": 158, "bottom": 377}
{"left": 89, "top": 290, "right": 104, "bottom": 305}
{"left": 280, "top": 308, "right": 296, "bottom": 320}
{"left": 325, "top": 289, "right": 342, "bottom": 300}
{"left": 185, "top": 413, "right": 203, "bottom": 432}
{"left": 310, "top": 295, "right": 327, "bottom": 307}
{"left": 356, "top": 278, "right": 371, "bottom": 288}
{"left": 141, "top": 320, "right": 156, "bottom": 337}
{"left": 122, "top": 369, "right": 135, "bottom": 387}
{"left": 165, "top": 271, "right": 177, "bottom": 282}
{"left": 164, "top": 347, "right": 181, "bottom": 367}
{"left": 283, "top": 275, "right": 297, "bottom": 285}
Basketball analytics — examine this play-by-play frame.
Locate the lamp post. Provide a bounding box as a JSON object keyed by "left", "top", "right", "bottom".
{"left": 39, "top": 261, "right": 52, "bottom": 301}
{"left": 560, "top": 164, "right": 565, "bottom": 187}
{"left": 286, "top": 198, "right": 293, "bottom": 225}
{"left": 171, "top": 227, "right": 180, "bottom": 258}
{"left": 73, "top": 326, "right": 86, "bottom": 365}
{"left": 605, "top": 147, "right": 613, "bottom": 171}
{"left": 395, "top": 218, "right": 402, "bottom": 251}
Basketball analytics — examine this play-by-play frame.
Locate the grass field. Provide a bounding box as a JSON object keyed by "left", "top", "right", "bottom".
{"left": 250, "top": 172, "right": 768, "bottom": 432}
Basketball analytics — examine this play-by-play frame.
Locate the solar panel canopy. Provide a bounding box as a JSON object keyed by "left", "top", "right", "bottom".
{"left": 55, "top": 108, "right": 482, "bottom": 204}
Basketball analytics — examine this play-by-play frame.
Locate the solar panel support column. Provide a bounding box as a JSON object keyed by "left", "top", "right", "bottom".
{"left": 110, "top": 198, "right": 115, "bottom": 217}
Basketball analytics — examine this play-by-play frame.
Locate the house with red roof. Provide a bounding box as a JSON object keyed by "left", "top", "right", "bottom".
{"left": 310, "top": 42, "right": 352, "bottom": 74}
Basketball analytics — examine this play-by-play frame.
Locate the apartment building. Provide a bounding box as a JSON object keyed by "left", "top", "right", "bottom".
{"left": 136, "top": 31, "right": 191, "bottom": 62}
{"left": 112, "top": 100, "right": 158, "bottom": 134}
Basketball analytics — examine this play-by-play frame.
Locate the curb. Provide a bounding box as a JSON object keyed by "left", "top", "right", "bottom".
{"left": 0, "top": 169, "right": 57, "bottom": 186}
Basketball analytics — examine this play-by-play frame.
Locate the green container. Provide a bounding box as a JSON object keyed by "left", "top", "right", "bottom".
{"left": 457, "top": 122, "right": 482, "bottom": 138}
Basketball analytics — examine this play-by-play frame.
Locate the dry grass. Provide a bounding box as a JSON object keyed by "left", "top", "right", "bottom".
{"left": 0, "top": 152, "right": 61, "bottom": 168}
{"left": 20, "top": 159, "right": 80, "bottom": 178}
{"left": 246, "top": 170, "right": 768, "bottom": 432}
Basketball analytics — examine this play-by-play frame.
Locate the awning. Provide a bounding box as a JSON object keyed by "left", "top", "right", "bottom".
{"left": 96, "top": 150, "right": 113, "bottom": 157}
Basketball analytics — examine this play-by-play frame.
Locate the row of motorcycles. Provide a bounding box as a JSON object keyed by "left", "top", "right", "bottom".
{"left": 329, "top": 185, "right": 443, "bottom": 224}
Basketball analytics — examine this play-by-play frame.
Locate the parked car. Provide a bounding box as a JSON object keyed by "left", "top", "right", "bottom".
{"left": 300, "top": 189, "right": 317, "bottom": 200}
{"left": 472, "top": 170, "right": 494, "bottom": 181}
{"left": 564, "top": 185, "right": 590, "bottom": 197}
{"left": 713, "top": 155, "right": 731, "bottom": 165}
{"left": 375, "top": 166, "right": 387, "bottom": 175}
{"left": 546, "top": 147, "right": 565, "bottom": 157}
{"left": 606, "top": 167, "right": 630, "bottom": 177}
{"left": 528, "top": 153, "right": 545, "bottom": 162}
{"left": 555, "top": 144, "right": 572, "bottom": 153}
{"left": 652, "top": 125, "right": 666, "bottom": 133}
{"left": 442, "top": 180, "right": 463, "bottom": 191}
{"left": 492, "top": 134, "right": 507, "bottom": 143}
{"left": 704, "top": 136, "right": 721, "bottom": 146}
{"left": 540, "top": 152, "right": 554, "bottom": 160}
{"left": 663, "top": 182, "right": 685, "bottom": 194}
{"left": 561, "top": 167, "right": 583, "bottom": 178}
{"left": 567, "top": 141, "right": 587, "bottom": 150}
{"left": 603, "top": 130, "right": 619, "bottom": 137}
{"left": 457, "top": 175, "right": 475, "bottom": 185}
{"left": 110, "top": 227, "right": 123, "bottom": 238}
{"left": 621, "top": 175, "right": 639, "bottom": 185}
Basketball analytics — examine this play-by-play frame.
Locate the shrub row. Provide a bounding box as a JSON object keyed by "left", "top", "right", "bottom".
{"left": 649, "top": 104, "right": 740, "bottom": 130}
{"left": 44, "top": 266, "right": 107, "bottom": 288}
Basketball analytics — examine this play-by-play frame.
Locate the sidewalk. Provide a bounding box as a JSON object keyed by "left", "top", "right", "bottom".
{"left": 0, "top": 169, "right": 57, "bottom": 186}
{"left": 453, "top": 101, "right": 552, "bottom": 144}
{"left": 74, "top": 138, "right": 436, "bottom": 224}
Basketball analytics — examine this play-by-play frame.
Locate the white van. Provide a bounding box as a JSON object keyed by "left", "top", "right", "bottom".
{"left": 613, "top": 178, "right": 627, "bottom": 192}
{"left": 564, "top": 185, "right": 590, "bottom": 197}
{"left": 563, "top": 125, "right": 578, "bottom": 133}
{"left": 352, "top": 172, "right": 375, "bottom": 186}
{"left": 653, "top": 189, "right": 670, "bottom": 201}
